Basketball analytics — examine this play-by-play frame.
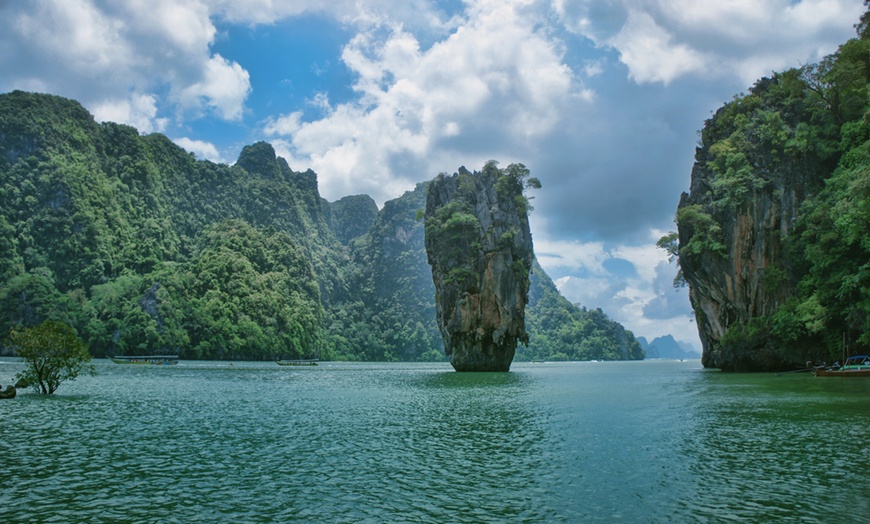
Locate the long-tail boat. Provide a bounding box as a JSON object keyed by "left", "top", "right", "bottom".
{"left": 814, "top": 355, "right": 870, "bottom": 377}
{"left": 110, "top": 355, "right": 179, "bottom": 365}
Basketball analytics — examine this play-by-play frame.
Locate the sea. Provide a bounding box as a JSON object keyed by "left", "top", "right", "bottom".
{"left": 1, "top": 358, "right": 869, "bottom": 523}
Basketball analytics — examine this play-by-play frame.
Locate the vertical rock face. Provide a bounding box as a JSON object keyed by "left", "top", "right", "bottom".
{"left": 676, "top": 76, "right": 833, "bottom": 371}
{"left": 424, "top": 163, "right": 534, "bottom": 371}
{"left": 678, "top": 158, "right": 814, "bottom": 370}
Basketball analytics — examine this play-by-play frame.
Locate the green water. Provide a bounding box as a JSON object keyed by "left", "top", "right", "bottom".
{"left": 1, "top": 359, "right": 869, "bottom": 523}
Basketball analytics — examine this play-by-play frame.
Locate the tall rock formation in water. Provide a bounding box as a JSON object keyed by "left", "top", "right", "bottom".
{"left": 677, "top": 150, "right": 819, "bottom": 371}
{"left": 0, "top": 90, "right": 649, "bottom": 364}
{"left": 424, "top": 162, "right": 536, "bottom": 371}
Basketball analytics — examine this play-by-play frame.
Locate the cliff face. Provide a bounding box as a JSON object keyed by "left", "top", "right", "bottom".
{"left": 674, "top": 14, "right": 870, "bottom": 370}
{"left": 676, "top": 77, "right": 833, "bottom": 371}
{"left": 424, "top": 163, "right": 534, "bottom": 371}
{"left": 679, "top": 161, "right": 818, "bottom": 370}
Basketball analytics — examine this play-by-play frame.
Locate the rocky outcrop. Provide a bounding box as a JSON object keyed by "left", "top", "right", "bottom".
{"left": 424, "top": 163, "right": 535, "bottom": 371}
{"left": 323, "top": 194, "right": 379, "bottom": 245}
{"left": 676, "top": 79, "right": 830, "bottom": 371}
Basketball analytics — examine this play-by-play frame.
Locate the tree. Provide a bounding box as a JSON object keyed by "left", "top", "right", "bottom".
{"left": 8, "top": 320, "right": 94, "bottom": 394}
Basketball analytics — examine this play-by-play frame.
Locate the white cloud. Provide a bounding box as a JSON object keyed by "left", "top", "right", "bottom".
{"left": 172, "top": 137, "right": 223, "bottom": 162}
{"left": 0, "top": 0, "right": 251, "bottom": 125}
{"left": 554, "top": 275, "right": 614, "bottom": 307}
{"left": 263, "top": 112, "right": 303, "bottom": 137}
{"left": 608, "top": 10, "right": 707, "bottom": 84}
{"left": 92, "top": 93, "right": 169, "bottom": 134}
{"left": 265, "top": 0, "right": 586, "bottom": 203}
{"left": 177, "top": 54, "right": 251, "bottom": 121}
{"left": 555, "top": 0, "right": 864, "bottom": 85}
{"left": 536, "top": 238, "right": 609, "bottom": 275}
{"left": 611, "top": 238, "right": 669, "bottom": 283}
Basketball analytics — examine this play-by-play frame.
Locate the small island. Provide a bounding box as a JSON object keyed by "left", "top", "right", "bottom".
{"left": 424, "top": 162, "right": 538, "bottom": 371}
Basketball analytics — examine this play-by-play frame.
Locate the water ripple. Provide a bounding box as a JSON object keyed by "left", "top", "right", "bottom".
{"left": 1, "top": 359, "right": 868, "bottom": 522}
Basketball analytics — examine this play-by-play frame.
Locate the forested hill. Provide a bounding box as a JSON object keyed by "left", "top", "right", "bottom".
{"left": 670, "top": 8, "right": 869, "bottom": 371}
{"left": 0, "top": 90, "right": 643, "bottom": 361}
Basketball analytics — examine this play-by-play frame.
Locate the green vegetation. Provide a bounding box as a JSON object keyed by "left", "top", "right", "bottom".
{"left": 8, "top": 320, "right": 94, "bottom": 394}
{"left": 0, "top": 92, "right": 332, "bottom": 360}
{"left": 324, "top": 184, "right": 443, "bottom": 361}
{"left": 0, "top": 91, "right": 644, "bottom": 363}
{"left": 674, "top": 205, "right": 727, "bottom": 260}
{"left": 522, "top": 261, "right": 644, "bottom": 361}
{"left": 324, "top": 194, "right": 379, "bottom": 245}
{"left": 667, "top": 5, "right": 870, "bottom": 362}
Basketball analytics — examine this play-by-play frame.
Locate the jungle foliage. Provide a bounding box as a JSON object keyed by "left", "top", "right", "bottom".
{"left": 0, "top": 91, "right": 642, "bottom": 362}
{"left": 667, "top": 6, "right": 870, "bottom": 361}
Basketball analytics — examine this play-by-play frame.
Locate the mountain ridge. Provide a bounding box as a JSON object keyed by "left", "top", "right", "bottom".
{"left": 0, "top": 90, "right": 644, "bottom": 361}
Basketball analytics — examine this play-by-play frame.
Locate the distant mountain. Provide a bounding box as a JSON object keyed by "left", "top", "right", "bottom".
{"left": 0, "top": 90, "right": 645, "bottom": 362}
{"left": 638, "top": 335, "right": 699, "bottom": 359}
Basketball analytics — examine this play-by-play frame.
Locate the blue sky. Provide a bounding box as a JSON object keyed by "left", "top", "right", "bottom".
{"left": 1, "top": 0, "right": 865, "bottom": 351}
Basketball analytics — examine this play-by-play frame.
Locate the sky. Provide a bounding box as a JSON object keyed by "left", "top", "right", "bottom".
{"left": 1, "top": 0, "right": 865, "bottom": 352}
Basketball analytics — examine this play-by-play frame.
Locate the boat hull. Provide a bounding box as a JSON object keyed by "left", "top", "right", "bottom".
{"left": 110, "top": 356, "right": 179, "bottom": 365}
{"left": 814, "top": 368, "right": 870, "bottom": 377}
{"left": 276, "top": 360, "right": 318, "bottom": 366}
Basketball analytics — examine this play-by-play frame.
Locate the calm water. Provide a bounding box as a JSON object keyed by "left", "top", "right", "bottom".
{"left": 2, "top": 358, "right": 869, "bottom": 523}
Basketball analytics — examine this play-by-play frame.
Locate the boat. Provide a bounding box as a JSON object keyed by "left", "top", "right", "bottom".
{"left": 110, "top": 355, "right": 179, "bottom": 365}
{"left": 814, "top": 355, "right": 870, "bottom": 377}
{"left": 276, "top": 359, "right": 318, "bottom": 366}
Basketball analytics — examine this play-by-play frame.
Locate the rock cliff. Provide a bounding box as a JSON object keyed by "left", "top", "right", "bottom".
{"left": 424, "top": 162, "right": 535, "bottom": 371}
{"left": 676, "top": 78, "right": 832, "bottom": 371}
{"left": 674, "top": 13, "right": 870, "bottom": 370}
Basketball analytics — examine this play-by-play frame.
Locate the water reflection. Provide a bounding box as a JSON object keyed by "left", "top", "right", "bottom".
{"left": 418, "top": 369, "right": 528, "bottom": 388}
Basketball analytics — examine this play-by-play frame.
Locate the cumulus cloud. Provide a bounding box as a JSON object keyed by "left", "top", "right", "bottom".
{"left": 173, "top": 137, "right": 223, "bottom": 162}
{"left": 555, "top": 0, "right": 864, "bottom": 85}
{"left": 0, "top": 0, "right": 251, "bottom": 130}
{"left": 608, "top": 10, "right": 707, "bottom": 84}
{"left": 264, "top": 112, "right": 304, "bottom": 137}
{"left": 535, "top": 238, "right": 609, "bottom": 275}
{"left": 177, "top": 54, "right": 251, "bottom": 121}
{"left": 92, "top": 93, "right": 169, "bottom": 134}
{"left": 264, "top": 0, "right": 587, "bottom": 203}
{"left": 554, "top": 275, "right": 616, "bottom": 307}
